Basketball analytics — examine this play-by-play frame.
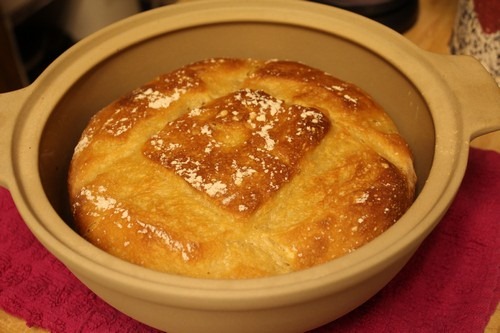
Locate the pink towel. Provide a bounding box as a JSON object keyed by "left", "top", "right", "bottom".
{"left": 1, "top": 147, "right": 499, "bottom": 333}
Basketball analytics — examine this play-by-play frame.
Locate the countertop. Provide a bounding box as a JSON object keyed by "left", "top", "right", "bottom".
{"left": 0, "top": 0, "right": 498, "bottom": 332}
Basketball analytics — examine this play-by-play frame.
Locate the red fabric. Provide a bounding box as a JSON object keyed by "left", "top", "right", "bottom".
{"left": 1, "top": 147, "right": 499, "bottom": 333}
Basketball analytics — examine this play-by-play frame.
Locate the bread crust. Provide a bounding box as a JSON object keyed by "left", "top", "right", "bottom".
{"left": 68, "top": 58, "right": 416, "bottom": 279}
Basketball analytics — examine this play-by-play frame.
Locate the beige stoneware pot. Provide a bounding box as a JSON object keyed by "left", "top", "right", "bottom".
{"left": 0, "top": 1, "right": 499, "bottom": 332}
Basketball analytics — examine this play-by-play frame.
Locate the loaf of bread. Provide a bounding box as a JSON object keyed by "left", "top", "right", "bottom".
{"left": 68, "top": 58, "right": 416, "bottom": 279}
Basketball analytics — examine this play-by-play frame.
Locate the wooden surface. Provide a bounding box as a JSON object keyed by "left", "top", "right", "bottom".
{"left": 0, "top": 0, "right": 498, "bottom": 331}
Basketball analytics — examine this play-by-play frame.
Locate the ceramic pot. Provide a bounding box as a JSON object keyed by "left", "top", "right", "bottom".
{"left": 0, "top": 1, "right": 499, "bottom": 332}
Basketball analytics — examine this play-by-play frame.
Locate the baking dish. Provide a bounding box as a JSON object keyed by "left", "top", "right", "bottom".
{"left": 0, "top": 1, "right": 499, "bottom": 332}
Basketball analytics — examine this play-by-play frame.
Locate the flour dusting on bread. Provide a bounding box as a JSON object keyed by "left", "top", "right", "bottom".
{"left": 68, "top": 58, "right": 416, "bottom": 279}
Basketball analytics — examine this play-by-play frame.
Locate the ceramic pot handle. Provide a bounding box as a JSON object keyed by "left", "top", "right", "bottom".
{"left": 424, "top": 53, "right": 500, "bottom": 140}
{"left": 0, "top": 87, "right": 32, "bottom": 188}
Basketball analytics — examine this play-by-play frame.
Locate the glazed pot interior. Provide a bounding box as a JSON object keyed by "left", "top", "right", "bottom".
{"left": 38, "top": 20, "right": 435, "bottom": 230}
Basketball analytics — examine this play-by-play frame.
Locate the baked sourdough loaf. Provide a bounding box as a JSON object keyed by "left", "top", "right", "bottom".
{"left": 68, "top": 58, "right": 416, "bottom": 279}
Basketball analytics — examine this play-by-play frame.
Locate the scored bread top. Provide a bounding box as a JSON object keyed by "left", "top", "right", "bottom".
{"left": 68, "top": 58, "right": 416, "bottom": 279}
{"left": 143, "top": 88, "right": 330, "bottom": 215}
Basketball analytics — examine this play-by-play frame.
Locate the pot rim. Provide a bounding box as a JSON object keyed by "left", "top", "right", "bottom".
{"left": 5, "top": 0, "right": 473, "bottom": 309}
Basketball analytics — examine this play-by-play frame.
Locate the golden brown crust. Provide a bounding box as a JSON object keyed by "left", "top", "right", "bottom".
{"left": 68, "top": 58, "right": 416, "bottom": 279}
{"left": 142, "top": 88, "right": 330, "bottom": 215}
